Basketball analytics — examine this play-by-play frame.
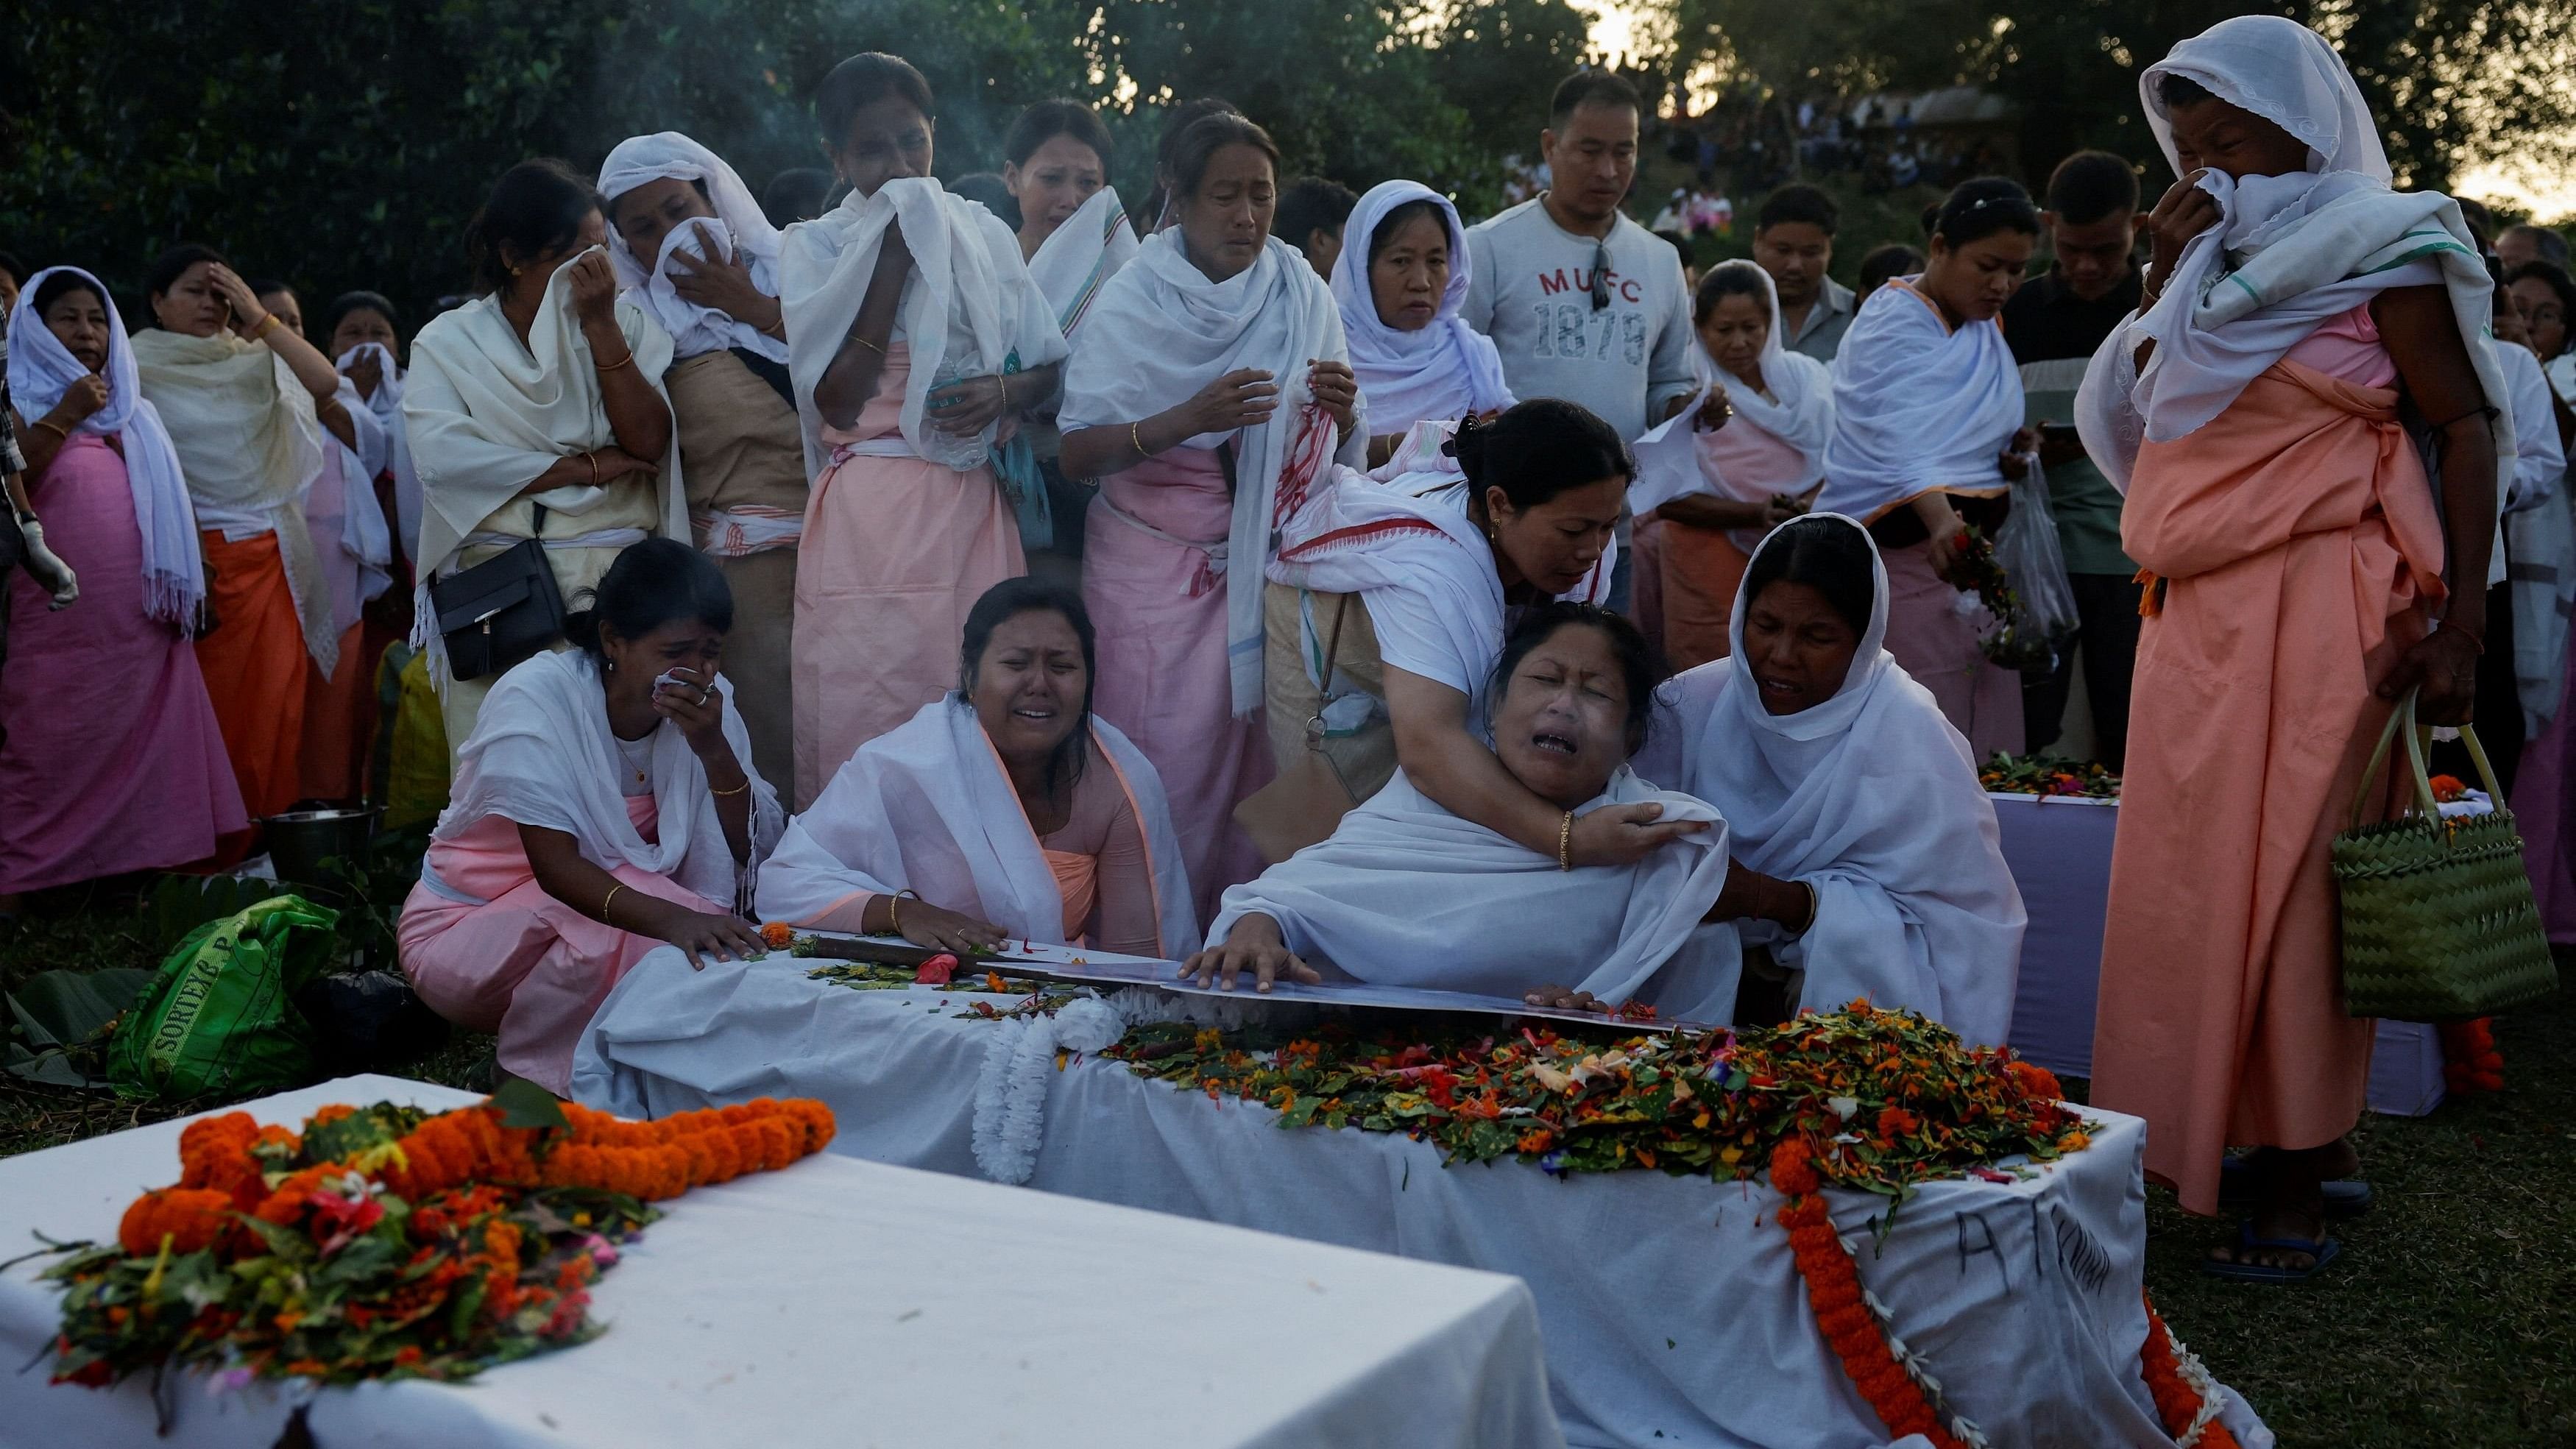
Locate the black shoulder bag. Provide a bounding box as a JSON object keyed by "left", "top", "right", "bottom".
{"left": 431, "top": 501, "right": 566, "bottom": 683}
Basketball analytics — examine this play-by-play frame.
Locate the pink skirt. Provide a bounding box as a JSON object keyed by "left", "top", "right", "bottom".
{"left": 1880, "top": 539, "right": 2023, "bottom": 759}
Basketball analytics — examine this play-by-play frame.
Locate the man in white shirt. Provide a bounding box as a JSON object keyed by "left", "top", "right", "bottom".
{"left": 1462, "top": 69, "right": 1696, "bottom": 610}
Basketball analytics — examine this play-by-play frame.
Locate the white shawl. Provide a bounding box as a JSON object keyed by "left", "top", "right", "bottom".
{"left": 1815, "top": 280, "right": 2022, "bottom": 522}
{"left": 1329, "top": 180, "right": 1515, "bottom": 437}
{"left": 338, "top": 342, "right": 421, "bottom": 565}
{"left": 1025, "top": 185, "right": 1142, "bottom": 340}
{"left": 403, "top": 252, "right": 686, "bottom": 592}
{"left": 317, "top": 375, "right": 394, "bottom": 621}
{"left": 1630, "top": 259, "right": 1833, "bottom": 517}
{"left": 6, "top": 268, "right": 202, "bottom": 621}
{"left": 2075, "top": 16, "right": 2509, "bottom": 497}
{"left": 757, "top": 697, "right": 1197, "bottom": 957}
{"left": 434, "top": 648, "right": 782, "bottom": 910}
{"left": 2500, "top": 340, "right": 2574, "bottom": 732}
{"left": 1632, "top": 514, "right": 2025, "bottom": 1045}
{"left": 1063, "top": 229, "right": 1368, "bottom": 715}
{"left": 598, "top": 131, "right": 789, "bottom": 366}
{"left": 1206, "top": 766, "right": 1738, "bottom": 1022}
{"left": 131, "top": 326, "right": 336, "bottom": 672}
{"left": 780, "top": 176, "right": 1068, "bottom": 479}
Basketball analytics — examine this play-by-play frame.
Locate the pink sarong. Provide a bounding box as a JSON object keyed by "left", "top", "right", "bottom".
{"left": 0, "top": 436, "right": 247, "bottom": 893}
{"left": 791, "top": 344, "right": 1025, "bottom": 807}
{"left": 2512, "top": 630, "right": 2576, "bottom": 940}
{"left": 397, "top": 797, "right": 718, "bottom": 1094}
{"left": 1083, "top": 445, "right": 1273, "bottom": 927}
{"left": 1879, "top": 538, "right": 2023, "bottom": 759}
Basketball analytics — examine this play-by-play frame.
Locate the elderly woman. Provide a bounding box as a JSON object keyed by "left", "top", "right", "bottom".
{"left": 1635, "top": 514, "right": 2024, "bottom": 1041}
{"left": 398, "top": 538, "right": 781, "bottom": 1094}
{"left": 1058, "top": 113, "right": 1366, "bottom": 922}
{"left": 1330, "top": 180, "right": 1514, "bottom": 461}
{"left": 1816, "top": 178, "right": 2043, "bottom": 757}
{"left": 599, "top": 131, "right": 806, "bottom": 801}
{"left": 2078, "top": 16, "right": 2507, "bottom": 1278}
{"left": 1188, "top": 603, "right": 1736, "bottom": 1019}
{"left": 1630, "top": 260, "right": 1835, "bottom": 670}
{"left": 0, "top": 268, "right": 245, "bottom": 907}
{"left": 132, "top": 244, "right": 358, "bottom": 820}
{"left": 406, "top": 158, "right": 683, "bottom": 754}
{"left": 782, "top": 54, "right": 1069, "bottom": 804}
{"left": 760, "top": 577, "right": 1195, "bottom": 957}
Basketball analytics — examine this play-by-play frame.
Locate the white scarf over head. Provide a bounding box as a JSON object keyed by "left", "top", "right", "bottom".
{"left": 7, "top": 269, "right": 203, "bottom": 621}
{"left": 403, "top": 251, "right": 687, "bottom": 592}
{"left": 780, "top": 176, "right": 1068, "bottom": 478}
{"left": 1631, "top": 514, "right": 2025, "bottom": 1044}
{"left": 131, "top": 325, "right": 336, "bottom": 672}
{"left": 1025, "top": 185, "right": 1142, "bottom": 340}
{"left": 435, "top": 649, "right": 782, "bottom": 910}
{"left": 1630, "top": 259, "right": 1833, "bottom": 517}
{"left": 1208, "top": 766, "right": 1738, "bottom": 1023}
{"left": 758, "top": 696, "right": 1197, "bottom": 956}
{"left": 2076, "top": 15, "right": 2510, "bottom": 495}
{"left": 338, "top": 342, "right": 421, "bottom": 563}
{"left": 1329, "top": 180, "right": 1515, "bottom": 436}
{"left": 598, "top": 132, "right": 789, "bottom": 366}
{"left": 1063, "top": 229, "right": 1367, "bottom": 715}
{"left": 1815, "top": 280, "right": 2022, "bottom": 522}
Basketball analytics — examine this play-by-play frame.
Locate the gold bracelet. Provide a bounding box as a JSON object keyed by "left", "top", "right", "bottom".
{"left": 595, "top": 348, "right": 637, "bottom": 373}
{"left": 888, "top": 888, "right": 920, "bottom": 937}
{"left": 250, "top": 312, "right": 283, "bottom": 339}
{"left": 601, "top": 883, "right": 626, "bottom": 925}
{"left": 584, "top": 450, "right": 600, "bottom": 487}
{"left": 850, "top": 332, "right": 885, "bottom": 355}
{"left": 30, "top": 417, "right": 69, "bottom": 442}
{"left": 709, "top": 776, "right": 751, "bottom": 797}
{"left": 1130, "top": 420, "right": 1146, "bottom": 458}
{"left": 1557, "top": 811, "right": 1575, "bottom": 871}
{"left": 997, "top": 374, "right": 1011, "bottom": 412}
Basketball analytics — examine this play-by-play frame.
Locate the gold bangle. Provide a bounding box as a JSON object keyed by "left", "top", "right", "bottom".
{"left": 1557, "top": 811, "right": 1574, "bottom": 871}
{"left": 30, "top": 418, "right": 70, "bottom": 442}
{"left": 850, "top": 332, "right": 885, "bottom": 355}
{"left": 595, "top": 348, "right": 637, "bottom": 373}
{"left": 709, "top": 776, "right": 751, "bottom": 797}
{"left": 997, "top": 374, "right": 1011, "bottom": 412}
{"left": 888, "top": 888, "right": 921, "bottom": 937}
{"left": 601, "top": 883, "right": 626, "bottom": 925}
{"left": 250, "top": 312, "right": 283, "bottom": 339}
{"left": 1130, "top": 420, "right": 1146, "bottom": 458}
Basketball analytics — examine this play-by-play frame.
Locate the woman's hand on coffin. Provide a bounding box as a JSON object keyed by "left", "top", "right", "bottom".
{"left": 926, "top": 375, "right": 1011, "bottom": 436}
{"left": 567, "top": 250, "right": 621, "bottom": 330}
{"left": 650, "top": 904, "right": 771, "bottom": 971}
{"left": 1567, "top": 801, "right": 1708, "bottom": 868}
{"left": 1180, "top": 915, "right": 1322, "bottom": 993}
{"left": 667, "top": 244, "right": 778, "bottom": 332}
{"left": 2145, "top": 174, "right": 2219, "bottom": 292}
{"left": 1306, "top": 359, "right": 1358, "bottom": 436}
{"left": 895, "top": 899, "right": 1010, "bottom": 955}
{"left": 1172, "top": 368, "right": 1279, "bottom": 436}
{"left": 1521, "top": 984, "right": 1609, "bottom": 1013}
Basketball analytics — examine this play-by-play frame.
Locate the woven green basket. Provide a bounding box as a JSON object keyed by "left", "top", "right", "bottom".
{"left": 2332, "top": 693, "right": 2556, "bottom": 1021}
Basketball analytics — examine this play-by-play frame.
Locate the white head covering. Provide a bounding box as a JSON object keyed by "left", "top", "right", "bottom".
{"left": 1634, "top": 513, "right": 2025, "bottom": 1044}
{"left": 1814, "top": 279, "right": 2022, "bottom": 522}
{"left": 1630, "top": 260, "right": 1834, "bottom": 517}
{"left": 597, "top": 132, "right": 788, "bottom": 365}
{"left": 1328, "top": 180, "right": 1514, "bottom": 437}
{"left": 2141, "top": 15, "right": 2388, "bottom": 183}
{"left": 6, "top": 268, "right": 204, "bottom": 621}
{"left": 336, "top": 341, "right": 421, "bottom": 561}
{"left": 1025, "top": 185, "right": 1142, "bottom": 339}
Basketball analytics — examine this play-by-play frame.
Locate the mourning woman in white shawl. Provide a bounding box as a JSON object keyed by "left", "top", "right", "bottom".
{"left": 2075, "top": 15, "right": 2506, "bottom": 1269}
{"left": 406, "top": 159, "right": 683, "bottom": 753}
{"left": 1189, "top": 603, "right": 1738, "bottom": 1021}
{"left": 760, "top": 578, "right": 1196, "bottom": 957}
{"left": 1633, "top": 514, "right": 2023, "bottom": 1043}
{"left": 1328, "top": 179, "right": 1514, "bottom": 461}
{"left": 1056, "top": 112, "right": 1366, "bottom": 924}
{"left": 1630, "top": 260, "right": 1835, "bottom": 671}
{"left": 782, "top": 53, "right": 1070, "bottom": 807}
{"left": 600, "top": 130, "right": 807, "bottom": 800}
{"left": 399, "top": 539, "right": 782, "bottom": 1095}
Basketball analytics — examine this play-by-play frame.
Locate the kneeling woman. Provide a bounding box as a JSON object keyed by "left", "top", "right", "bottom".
{"left": 399, "top": 539, "right": 782, "bottom": 1092}
{"left": 760, "top": 578, "right": 1197, "bottom": 957}
{"left": 1635, "top": 514, "right": 2025, "bottom": 1044}
{"left": 1188, "top": 604, "right": 1737, "bottom": 1019}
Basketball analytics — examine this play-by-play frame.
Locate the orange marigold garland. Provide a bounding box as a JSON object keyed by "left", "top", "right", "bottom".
{"left": 2439, "top": 1018, "right": 2505, "bottom": 1095}
{"left": 2139, "top": 1293, "right": 2241, "bottom": 1449}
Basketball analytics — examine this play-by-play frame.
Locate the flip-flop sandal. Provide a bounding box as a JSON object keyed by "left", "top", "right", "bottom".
{"left": 2216, "top": 1155, "right": 2374, "bottom": 1218}
{"left": 2201, "top": 1222, "right": 2342, "bottom": 1284}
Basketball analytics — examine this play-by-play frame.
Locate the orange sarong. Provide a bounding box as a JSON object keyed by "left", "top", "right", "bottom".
{"left": 2090, "top": 359, "right": 2443, "bottom": 1214}
{"left": 194, "top": 530, "right": 315, "bottom": 821}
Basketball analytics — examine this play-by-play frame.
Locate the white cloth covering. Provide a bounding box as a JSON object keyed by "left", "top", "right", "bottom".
{"left": 2075, "top": 16, "right": 2509, "bottom": 498}
{"left": 2, "top": 1074, "right": 1564, "bottom": 1449}
{"left": 130, "top": 326, "right": 336, "bottom": 671}
{"left": 1062, "top": 228, "right": 1369, "bottom": 716}
{"left": 5, "top": 268, "right": 203, "bottom": 621}
{"left": 1630, "top": 259, "right": 1834, "bottom": 519}
{"left": 1025, "top": 185, "right": 1143, "bottom": 339}
{"left": 1209, "top": 765, "right": 1737, "bottom": 1020}
{"left": 316, "top": 375, "right": 394, "bottom": 620}
{"left": 1815, "top": 280, "right": 2022, "bottom": 522}
{"left": 758, "top": 696, "right": 1199, "bottom": 958}
{"left": 780, "top": 176, "right": 1068, "bottom": 478}
{"left": 1632, "top": 514, "right": 2025, "bottom": 1045}
{"left": 338, "top": 342, "right": 422, "bottom": 565}
{"left": 431, "top": 649, "right": 780, "bottom": 910}
{"left": 598, "top": 131, "right": 789, "bottom": 366}
{"left": 1329, "top": 180, "right": 1515, "bottom": 437}
{"left": 2500, "top": 339, "right": 2575, "bottom": 731}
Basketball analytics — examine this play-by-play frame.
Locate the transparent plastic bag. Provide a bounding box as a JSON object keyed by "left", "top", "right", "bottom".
{"left": 1994, "top": 453, "right": 2081, "bottom": 662}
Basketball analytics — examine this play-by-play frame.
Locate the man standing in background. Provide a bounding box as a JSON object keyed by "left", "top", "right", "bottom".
{"left": 1277, "top": 177, "right": 1359, "bottom": 279}
{"left": 1751, "top": 185, "right": 1853, "bottom": 362}
{"left": 2003, "top": 150, "right": 2146, "bottom": 767}
{"left": 1462, "top": 68, "right": 1696, "bottom": 612}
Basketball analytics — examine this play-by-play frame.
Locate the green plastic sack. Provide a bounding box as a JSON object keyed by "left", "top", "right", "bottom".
{"left": 107, "top": 895, "right": 342, "bottom": 1101}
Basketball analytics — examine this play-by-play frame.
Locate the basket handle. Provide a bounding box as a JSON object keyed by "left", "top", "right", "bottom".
{"left": 2349, "top": 689, "right": 2506, "bottom": 829}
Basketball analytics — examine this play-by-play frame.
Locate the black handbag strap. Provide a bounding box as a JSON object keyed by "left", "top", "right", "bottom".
{"left": 529, "top": 500, "right": 548, "bottom": 539}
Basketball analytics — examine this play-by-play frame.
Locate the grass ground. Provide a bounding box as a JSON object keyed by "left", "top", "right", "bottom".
{"left": 4, "top": 875, "right": 2572, "bottom": 1445}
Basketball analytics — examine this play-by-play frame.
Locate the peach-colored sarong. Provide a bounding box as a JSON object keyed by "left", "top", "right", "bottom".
{"left": 1880, "top": 538, "right": 2023, "bottom": 759}
{"left": 194, "top": 531, "right": 314, "bottom": 821}
{"left": 2091, "top": 358, "right": 2442, "bottom": 1214}
{"left": 397, "top": 796, "right": 719, "bottom": 1094}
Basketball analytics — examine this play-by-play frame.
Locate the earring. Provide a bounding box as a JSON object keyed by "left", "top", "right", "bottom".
{"left": 509, "top": 264, "right": 523, "bottom": 277}
{"left": 604, "top": 659, "right": 615, "bottom": 673}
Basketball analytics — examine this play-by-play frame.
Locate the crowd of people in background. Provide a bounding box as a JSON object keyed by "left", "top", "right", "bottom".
{"left": 1, "top": 15, "right": 2570, "bottom": 1283}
